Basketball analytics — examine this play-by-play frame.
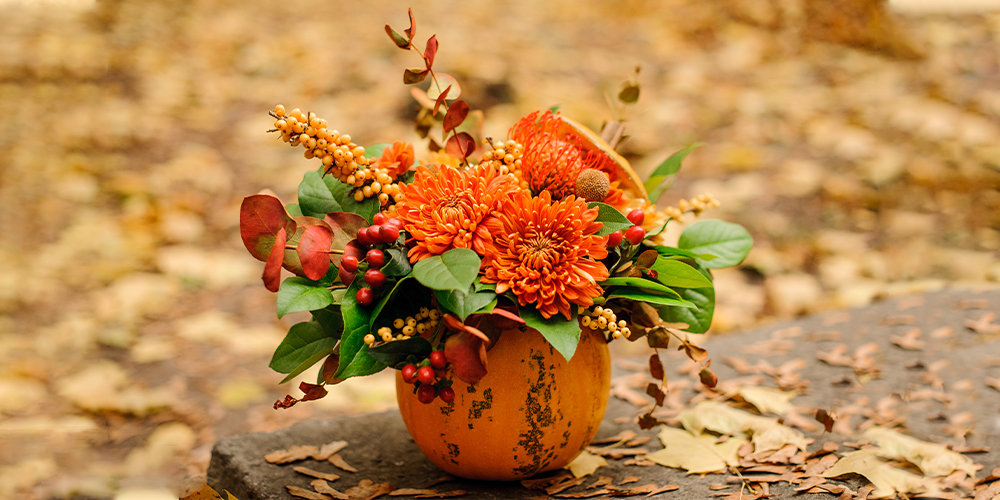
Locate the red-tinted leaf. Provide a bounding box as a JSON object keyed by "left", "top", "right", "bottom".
{"left": 404, "top": 8, "right": 416, "bottom": 41}
{"left": 444, "top": 331, "right": 488, "bottom": 384}
{"left": 274, "top": 394, "right": 298, "bottom": 410}
{"left": 683, "top": 340, "right": 708, "bottom": 362}
{"left": 423, "top": 35, "right": 438, "bottom": 70}
{"left": 299, "top": 381, "right": 328, "bottom": 402}
{"left": 263, "top": 227, "right": 287, "bottom": 292}
{"left": 404, "top": 68, "right": 429, "bottom": 84}
{"left": 445, "top": 132, "right": 475, "bottom": 160}
{"left": 241, "top": 195, "right": 296, "bottom": 261}
{"left": 637, "top": 413, "right": 657, "bottom": 430}
{"left": 385, "top": 25, "right": 410, "bottom": 49}
{"left": 297, "top": 224, "right": 333, "bottom": 280}
{"left": 321, "top": 355, "right": 345, "bottom": 385}
{"left": 815, "top": 409, "right": 836, "bottom": 433}
{"left": 443, "top": 314, "right": 489, "bottom": 343}
{"left": 443, "top": 100, "right": 469, "bottom": 134}
{"left": 283, "top": 216, "right": 331, "bottom": 277}
{"left": 490, "top": 306, "right": 525, "bottom": 325}
{"left": 324, "top": 212, "right": 368, "bottom": 251}
{"left": 426, "top": 73, "right": 461, "bottom": 101}
{"left": 432, "top": 85, "right": 452, "bottom": 116}
{"left": 649, "top": 354, "right": 664, "bottom": 382}
{"left": 645, "top": 383, "right": 665, "bottom": 406}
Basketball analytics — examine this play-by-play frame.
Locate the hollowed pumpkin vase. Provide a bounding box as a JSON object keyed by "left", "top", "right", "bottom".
{"left": 396, "top": 322, "right": 611, "bottom": 481}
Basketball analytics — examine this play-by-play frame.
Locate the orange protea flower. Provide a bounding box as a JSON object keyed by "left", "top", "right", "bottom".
{"left": 509, "top": 110, "right": 616, "bottom": 199}
{"left": 482, "top": 191, "right": 610, "bottom": 320}
{"left": 397, "top": 163, "right": 518, "bottom": 263}
{"left": 379, "top": 141, "right": 416, "bottom": 179}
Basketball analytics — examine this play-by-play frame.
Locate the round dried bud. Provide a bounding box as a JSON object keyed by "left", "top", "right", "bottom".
{"left": 574, "top": 168, "right": 610, "bottom": 203}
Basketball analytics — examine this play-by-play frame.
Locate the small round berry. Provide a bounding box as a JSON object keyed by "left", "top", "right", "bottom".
{"left": 363, "top": 334, "right": 375, "bottom": 345}
{"left": 393, "top": 318, "right": 405, "bottom": 329}
{"left": 381, "top": 330, "right": 393, "bottom": 342}
{"left": 429, "top": 351, "right": 447, "bottom": 369}
{"left": 366, "top": 249, "right": 386, "bottom": 268}
{"left": 364, "top": 269, "right": 386, "bottom": 289}
{"left": 381, "top": 224, "right": 400, "bottom": 243}
{"left": 581, "top": 316, "right": 591, "bottom": 327}
{"left": 405, "top": 317, "right": 417, "bottom": 327}
{"left": 417, "top": 366, "right": 436, "bottom": 385}
{"left": 274, "top": 104, "right": 286, "bottom": 117}
{"left": 386, "top": 217, "right": 403, "bottom": 229}
{"left": 624, "top": 226, "right": 646, "bottom": 245}
{"left": 627, "top": 209, "right": 645, "bottom": 226}
{"left": 340, "top": 255, "right": 359, "bottom": 273}
{"left": 417, "top": 384, "right": 436, "bottom": 404}
{"left": 373, "top": 213, "right": 388, "bottom": 225}
{"left": 402, "top": 325, "right": 415, "bottom": 336}
{"left": 354, "top": 190, "right": 365, "bottom": 202}
{"left": 607, "top": 231, "right": 623, "bottom": 247}
{"left": 356, "top": 227, "right": 373, "bottom": 246}
{"left": 401, "top": 364, "right": 418, "bottom": 384}
{"left": 439, "top": 386, "right": 455, "bottom": 403}
{"left": 355, "top": 287, "right": 374, "bottom": 306}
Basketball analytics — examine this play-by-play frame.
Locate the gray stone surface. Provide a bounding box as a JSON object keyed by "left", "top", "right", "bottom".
{"left": 208, "top": 288, "right": 1000, "bottom": 499}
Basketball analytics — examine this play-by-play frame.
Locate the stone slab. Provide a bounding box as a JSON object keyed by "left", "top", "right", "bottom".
{"left": 208, "top": 288, "right": 1000, "bottom": 499}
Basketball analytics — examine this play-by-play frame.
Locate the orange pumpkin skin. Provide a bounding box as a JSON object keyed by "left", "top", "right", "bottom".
{"left": 396, "top": 323, "right": 611, "bottom": 481}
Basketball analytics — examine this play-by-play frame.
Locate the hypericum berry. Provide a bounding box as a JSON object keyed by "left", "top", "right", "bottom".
{"left": 607, "top": 231, "right": 623, "bottom": 247}
{"left": 417, "top": 384, "right": 436, "bottom": 404}
{"left": 341, "top": 255, "right": 359, "bottom": 273}
{"left": 386, "top": 217, "right": 403, "bottom": 229}
{"left": 356, "top": 287, "right": 375, "bottom": 306}
{"left": 624, "top": 226, "right": 646, "bottom": 245}
{"left": 401, "top": 364, "right": 418, "bottom": 384}
{"left": 364, "top": 268, "right": 386, "bottom": 289}
{"left": 380, "top": 224, "right": 400, "bottom": 243}
{"left": 429, "top": 351, "right": 447, "bottom": 369}
{"left": 357, "top": 227, "right": 373, "bottom": 246}
{"left": 417, "top": 366, "right": 435, "bottom": 385}
{"left": 373, "top": 213, "right": 388, "bottom": 225}
{"left": 627, "top": 209, "right": 645, "bottom": 226}
{"left": 439, "top": 386, "right": 455, "bottom": 403}
{"left": 366, "top": 249, "right": 385, "bottom": 268}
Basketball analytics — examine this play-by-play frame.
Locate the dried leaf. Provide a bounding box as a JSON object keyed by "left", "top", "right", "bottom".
{"left": 414, "top": 491, "right": 466, "bottom": 499}
{"left": 328, "top": 454, "right": 358, "bottom": 473}
{"left": 618, "top": 83, "right": 640, "bottom": 104}
{"left": 637, "top": 413, "right": 658, "bottom": 430}
{"left": 180, "top": 483, "right": 225, "bottom": 500}
{"left": 647, "top": 484, "right": 679, "bottom": 496}
{"left": 385, "top": 25, "right": 410, "bottom": 49}
{"left": 344, "top": 479, "right": 395, "bottom": 500}
{"left": 432, "top": 86, "right": 451, "bottom": 116}
{"left": 444, "top": 132, "right": 475, "bottom": 160}
{"left": 403, "top": 68, "right": 429, "bottom": 85}
{"left": 644, "top": 426, "right": 745, "bottom": 473}
{"left": 645, "top": 383, "right": 665, "bottom": 406}
{"left": 862, "top": 426, "right": 978, "bottom": 477}
{"left": 312, "top": 479, "right": 349, "bottom": 500}
{"left": 404, "top": 8, "right": 416, "bottom": 40}
{"left": 822, "top": 449, "right": 933, "bottom": 499}
{"left": 735, "top": 386, "right": 796, "bottom": 415}
{"left": 626, "top": 437, "right": 651, "bottom": 447}
{"left": 442, "top": 100, "right": 469, "bottom": 134}
{"left": 565, "top": 450, "right": 607, "bottom": 478}
{"left": 795, "top": 476, "right": 826, "bottom": 491}
{"left": 815, "top": 409, "right": 836, "bottom": 432}
{"left": 266, "top": 445, "right": 321, "bottom": 464}
{"left": 545, "top": 477, "right": 587, "bottom": 495}
{"left": 521, "top": 471, "right": 572, "bottom": 490}
{"left": 619, "top": 476, "right": 639, "bottom": 485}
{"left": 295, "top": 465, "right": 341, "bottom": 481}
{"left": 590, "top": 430, "right": 637, "bottom": 445}
{"left": 423, "top": 35, "right": 438, "bottom": 69}
{"left": 390, "top": 489, "right": 436, "bottom": 497}
{"left": 553, "top": 489, "right": 609, "bottom": 498}
{"left": 649, "top": 354, "right": 664, "bottom": 382}
{"left": 300, "top": 382, "right": 328, "bottom": 402}
{"left": 607, "top": 483, "right": 658, "bottom": 496}
{"left": 890, "top": 328, "right": 924, "bottom": 350}
{"left": 286, "top": 485, "right": 331, "bottom": 500}
{"left": 586, "top": 477, "right": 612, "bottom": 489}
{"left": 585, "top": 447, "right": 648, "bottom": 459}
{"left": 699, "top": 363, "right": 718, "bottom": 388}
{"left": 683, "top": 341, "right": 708, "bottom": 362}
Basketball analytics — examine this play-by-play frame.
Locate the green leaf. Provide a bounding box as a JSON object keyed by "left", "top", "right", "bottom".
{"left": 269, "top": 321, "right": 337, "bottom": 383}
{"left": 298, "top": 170, "right": 343, "bottom": 218}
{"left": 651, "top": 258, "right": 714, "bottom": 289}
{"left": 677, "top": 220, "right": 753, "bottom": 269}
{"left": 600, "top": 277, "right": 682, "bottom": 299}
{"left": 311, "top": 306, "right": 344, "bottom": 336}
{"left": 434, "top": 287, "right": 497, "bottom": 321}
{"left": 365, "top": 143, "right": 391, "bottom": 160}
{"left": 644, "top": 143, "right": 705, "bottom": 201}
{"left": 474, "top": 281, "right": 497, "bottom": 293}
{"left": 325, "top": 175, "right": 379, "bottom": 223}
{"left": 285, "top": 203, "right": 304, "bottom": 217}
{"left": 606, "top": 287, "right": 695, "bottom": 308}
{"left": 381, "top": 247, "right": 412, "bottom": 277}
{"left": 276, "top": 277, "right": 334, "bottom": 318}
{"left": 367, "top": 337, "right": 432, "bottom": 367}
{"left": 334, "top": 279, "right": 385, "bottom": 379}
{"left": 369, "top": 277, "right": 411, "bottom": 330}
{"left": 411, "top": 248, "right": 481, "bottom": 292}
{"left": 651, "top": 245, "right": 716, "bottom": 262}
{"left": 587, "top": 202, "right": 634, "bottom": 236}
{"left": 548, "top": 104, "right": 562, "bottom": 113}
{"left": 519, "top": 304, "right": 580, "bottom": 362}
{"left": 659, "top": 266, "right": 714, "bottom": 334}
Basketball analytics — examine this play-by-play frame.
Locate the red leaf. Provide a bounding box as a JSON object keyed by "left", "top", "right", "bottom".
{"left": 489, "top": 307, "right": 525, "bottom": 326}
{"left": 240, "top": 195, "right": 296, "bottom": 262}
{"left": 637, "top": 413, "right": 658, "bottom": 430}
{"left": 297, "top": 224, "right": 333, "bottom": 280}
{"left": 649, "top": 354, "right": 664, "bottom": 382}
{"left": 324, "top": 212, "right": 368, "bottom": 251}
{"left": 385, "top": 25, "right": 410, "bottom": 49}
{"left": 299, "top": 382, "right": 328, "bottom": 402}
{"left": 443, "top": 314, "right": 490, "bottom": 343}
{"left": 403, "top": 68, "right": 429, "bottom": 85}
{"left": 445, "top": 132, "right": 475, "bottom": 160}
{"left": 321, "top": 355, "right": 345, "bottom": 385}
{"left": 444, "top": 331, "right": 488, "bottom": 384}
{"left": 263, "top": 227, "right": 287, "bottom": 292}
{"left": 432, "top": 85, "right": 452, "bottom": 116}
{"left": 442, "top": 100, "right": 469, "bottom": 134}
{"left": 282, "top": 216, "right": 332, "bottom": 277}
{"left": 404, "top": 8, "right": 416, "bottom": 41}
{"left": 815, "top": 409, "right": 836, "bottom": 433}
{"left": 423, "top": 34, "right": 438, "bottom": 70}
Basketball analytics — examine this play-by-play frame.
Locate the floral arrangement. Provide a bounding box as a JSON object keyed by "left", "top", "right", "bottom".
{"left": 239, "top": 9, "right": 752, "bottom": 424}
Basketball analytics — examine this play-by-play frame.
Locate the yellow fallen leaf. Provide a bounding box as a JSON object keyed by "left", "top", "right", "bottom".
{"left": 565, "top": 450, "right": 607, "bottom": 478}
{"left": 862, "top": 427, "right": 978, "bottom": 477}
{"left": 678, "top": 401, "right": 808, "bottom": 453}
{"left": 822, "top": 449, "right": 934, "bottom": 499}
{"left": 735, "top": 386, "right": 796, "bottom": 415}
{"left": 644, "top": 426, "right": 745, "bottom": 474}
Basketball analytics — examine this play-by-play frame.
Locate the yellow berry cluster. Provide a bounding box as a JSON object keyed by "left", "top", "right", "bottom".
{"left": 480, "top": 138, "right": 524, "bottom": 180}
{"left": 581, "top": 306, "right": 631, "bottom": 340}
{"left": 662, "top": 194, "right": 721, "bottom": 224}
{"left": 269, "top": 105, "right": 404, "bottom": 209}
{"left": 363, "top": 307, "right": 441, "bottom": 345}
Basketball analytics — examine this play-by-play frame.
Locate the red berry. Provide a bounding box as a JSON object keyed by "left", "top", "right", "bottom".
{"left": 364, "top": 268, "right": 386, "bottom": 289}
{"left": 401, "top": 364, "right": 418, "bottom": 384}
{"left": 355, "top": 287, "right": 374, "bottom": 306}
{"left": 341, "top": 255, "right": 359, "bottom": 273}
{"left": 417, "top": 366, "right": 435, "bottom": 385}
{"left": 429, "top": 350, "right": 447, "bottom": 369}
{"left": 439, "top": 386, "right": 455, "bottom": 403}
{"left": 357, "top": 227, "right": 373, "bottom": 246}
{"left": 627, "top": 208, "right": 645, "bottom": 226}
{"left": 366, "top": 249, "right": 385, "bottom": 268}
{"left": 624, "top": 226, "right": 646, "bottom": 245}
{"left": 417, "top": 384, "right": 436, "bottom": 404}
{"left": 607, "top": 232, "right": 623, "bottom": 247}
{"left": 386, "top": 217, "right": 403, "bottom": 229}
{"left": 381, "top": 224, "right": 400, "bottom": 243}
{"left": 373, "top": 213, "right": 388, "bottom": 225}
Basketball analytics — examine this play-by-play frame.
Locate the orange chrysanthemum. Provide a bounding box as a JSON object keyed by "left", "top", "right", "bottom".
{"left": 397, "top": 163, "right": 518, "bottom": 263}
{"left": 509, "top": 110, "right": 617, "bottom": 199}
{"left": 482, "top": 191, "right": 610, "bottom": 320}
{"left": 379, "top": 141, "right": 416, "bottom": 179}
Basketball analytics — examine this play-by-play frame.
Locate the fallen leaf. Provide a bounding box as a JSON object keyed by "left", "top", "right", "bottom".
{"left": 586, "top": 476, "right": 612, "bottom": 489}
{"left": 521, "top": 471, "right": 572, "bottom": 490}
{"left": 317, "top": 441, "right": 349, "bottom": 460}
{"left": 545, "top": 476, "right": 587, "bottom": 495}
{"left": 295, "top": 466, "right": 340, "bottom": 482}
{"left": 180, "top": 483, "right": 225, "bottom": 500}
{"left": 815, "top": 409, "right": 836, "bottom": 432}
{"left": 287, "top": 485, "right": 332, "bottom": 500}
{"left": 328, "top": 454, "right": 358, "bottom": 473}
{"left": 644, "top": 426, "right": 745, "bottom": 473}
{"left": 414, "top": 490, "right": 467, "bottom": 498}
{"left": 678, "top": 401, "right": 809, "bottom": 454}
{"left": 619, "top": 476, "right": 639, "bottom": 485}
{"left": 954, "top": 299, "right": 989, "bottom": 309}
{"left": 312, "top": 479, "right": 349, "bottom": 499}
{"left": 735, "top": 386, "right": 796, "bottom": 415}
{"left": 344, "top": 479, "right": 395, "bottom": 500}
{"left": 590, "top": 430, "right": 637, "bottom": 445}
{"left": 390, "top": 489, "right": 436, "bottom": 496}
{"left": 553, "top": 489, "right": 609, "bottom": 498}
{"left": 647, "top": 484, "right": 679, "bottom": 496}
{"left": 822, "top": 449, "right": 933, "bottom": 498}
{"left": 890, "top": 328, "right": 924, "bottom": 350}
{"left": 880, "top": 315, "right": 914, "bottom": 325}
{"left": 266, "top": 445, "right": 321, "bottom": 464}
{"left": 965, "top": 312, "right": 999, "bottom": 334}
{"left": 862, "top": 426, "right": 978, "bottom": 477}
{"left": 607, "top": 484, "right": 658, "bottom": 496}
{"left": 804, "top": 454, "right": 840, "bottom": 476}
{"left": 708, "top": 483, "right": 729, "bottom": 490}
{"left": 423, "top": 476, "right": 455, "bottom": 488}
{"left": 565, "top": 450, "right": 607, "bottom": 478}
{"left": 625, "top": 437, "right": 651, "bottom": 447}
{"left": 585, "top": 447, "right": 648, "bottom": 459}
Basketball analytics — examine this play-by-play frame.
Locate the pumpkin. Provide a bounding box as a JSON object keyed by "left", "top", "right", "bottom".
{"left": 396, "top": 321, "right": 611, "bottom": 481}
{"left": 556, "top": 116, "right": 649, "bottom": 200}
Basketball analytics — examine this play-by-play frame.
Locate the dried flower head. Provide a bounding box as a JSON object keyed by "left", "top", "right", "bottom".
{"left": 482, "top": 191, "right": 609, "bottom": 320}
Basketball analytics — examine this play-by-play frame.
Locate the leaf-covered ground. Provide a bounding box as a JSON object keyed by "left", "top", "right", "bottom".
{"left": 0, "top": 0, "right": 998, "bottom": 498}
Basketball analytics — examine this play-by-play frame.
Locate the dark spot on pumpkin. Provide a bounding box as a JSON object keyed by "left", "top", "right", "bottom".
{"left": 440, "top": 399, "right": 455, "bottom": 417}
{"left": 467, "top": 381, "right": 478, "bottom": 394}
{"left": 446, "top": 442, "right": 460, "bottom": 465}
{"left": 560, "top": 429, "right": 571, "bottom": 448}
{"left": 467, "top": 388, "right": 492, "bottom": 429}
{"left": 513, "top": 349, "right": 558, "bottom": 476}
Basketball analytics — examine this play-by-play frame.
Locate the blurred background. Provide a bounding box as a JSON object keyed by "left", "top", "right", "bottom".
{"left": 0, "top": 0, "right": 998, "bottom": 497}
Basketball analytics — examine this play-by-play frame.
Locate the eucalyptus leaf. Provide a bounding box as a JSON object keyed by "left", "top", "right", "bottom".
{"left": 277, "top": 277, "right": 334, "bottom": 318}
{"left": 519, "top": 304, "right": 580, "bottom": 362}
{"left": 644, "top": 143, "right": 704, "bottom": 201}
{"left": 411, "top": 248, "right": 480, "bottom": 292}
{"left": 651, "top": 258, "right": 714, "bottom": 289}
{"left": 269, "top": 321, "right": 337, "bottom": 383}
{"left": 677, "top": 220, "right": 753, "bottom": 269}
{"left": 587, "top": 202, "right": 634, "bottom": 236}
